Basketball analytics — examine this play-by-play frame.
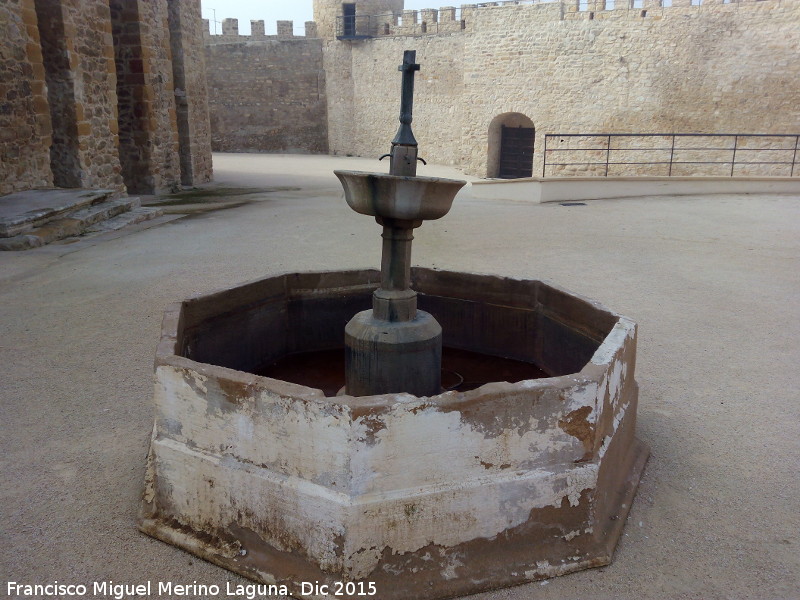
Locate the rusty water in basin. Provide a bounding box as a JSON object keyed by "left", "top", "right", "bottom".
{"left": 257, "top": 347, "right": 550, "bottom": 397}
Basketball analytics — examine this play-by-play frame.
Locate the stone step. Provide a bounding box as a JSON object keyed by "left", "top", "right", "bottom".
{"left": 84, "top": 206, "right": 164, "bottom": 233}
{"left": 68, "top": 197, "right": 140, "bottom": 225}
{"left": 0, "top": 188, "right": 119, "bottom": 238}
{"left": 0, "top": 197, "right": 150, "bottom": 251}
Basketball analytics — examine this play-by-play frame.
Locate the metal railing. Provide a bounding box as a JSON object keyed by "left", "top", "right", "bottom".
{"left": 336, "top": 15, "right": 373, "bottom": 39}
{"left": 543, "top": 133, "right": 800, "bottom": 178}
{"left": 336, "top": 9, "right": 467, "bottom": 39}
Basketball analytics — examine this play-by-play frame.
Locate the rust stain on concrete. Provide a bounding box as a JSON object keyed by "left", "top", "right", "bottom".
{"left": 217, "top": 377, "right": 253, "bottom": 404}
{"left": 355, "top": 412, "right": 387, "bottom": 446}
{"left": 558, "top": 406, "right": 595, "bottom": 459}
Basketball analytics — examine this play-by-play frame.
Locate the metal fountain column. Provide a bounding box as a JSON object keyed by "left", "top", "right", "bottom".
{"left": 375, "top": 50, "right": 423, "bottom": 325}
{"left": 336, "top": 51, "right": 466, "bottom": 397}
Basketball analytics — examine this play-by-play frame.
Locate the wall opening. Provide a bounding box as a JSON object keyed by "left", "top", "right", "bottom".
{"left": 342, "top": 3, "right": 356, "bottom": 37}
{"left": 110, "top": 0, "right": 154, "bottom": 194}
{"left": 34, "top": 0, "right": 81, "bottom": 188}
{"left": 487, "top": 113, "right": 535, "bottom": 179}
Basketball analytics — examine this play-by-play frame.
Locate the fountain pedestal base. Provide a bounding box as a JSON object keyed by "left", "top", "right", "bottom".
{"left": 345, "top": 308, "right": 442, "bottom": 397}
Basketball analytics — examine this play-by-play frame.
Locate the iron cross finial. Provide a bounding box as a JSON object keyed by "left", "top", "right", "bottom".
{"left": 398, "top": 50, "right": 421, "bottom": 75}
{"left": 393, "top": 50, "right": 420, "bottom": 147}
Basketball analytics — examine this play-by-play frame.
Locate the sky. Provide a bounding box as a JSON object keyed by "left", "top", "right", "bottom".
{"left": 201, "top": 0, "right": 443, "bottom": 35}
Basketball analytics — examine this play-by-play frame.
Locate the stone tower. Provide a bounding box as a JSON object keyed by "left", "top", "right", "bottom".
{"left": 313, "top": 0, "right": 404, "bottom": 40}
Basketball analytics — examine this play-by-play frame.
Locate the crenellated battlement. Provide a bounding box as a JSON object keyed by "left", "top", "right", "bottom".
{"left": 205, "top": 0, "right": 772, "bottom": 45}
{"left": 203, "top": 19, "right": 320, "bottom": 43}
{"left": 382, "top": 0, "right": 780, "bottom": 37}
{"left": 332, "top": 0, "right": 779, "bottom": 39}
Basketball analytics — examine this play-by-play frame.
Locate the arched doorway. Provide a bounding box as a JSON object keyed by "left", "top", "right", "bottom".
{"left": 487, "top": 113, "right": 535, "bottom": 179}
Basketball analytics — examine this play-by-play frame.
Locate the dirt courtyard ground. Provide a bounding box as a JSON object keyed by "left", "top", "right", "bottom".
{"left": 1, "top": 154, "right": 798, "bottom": 600}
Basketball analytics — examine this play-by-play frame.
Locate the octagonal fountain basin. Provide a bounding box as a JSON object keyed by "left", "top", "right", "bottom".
{"left": 334, "top": 171, "right": 465, "bottom": 221}
{"left": 139, "top": 268, "right": 649, "bottom": 600}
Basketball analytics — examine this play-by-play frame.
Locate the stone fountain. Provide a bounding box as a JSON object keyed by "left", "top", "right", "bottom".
{"left": 139, "top": 51, "right": 649, "bottom": 599}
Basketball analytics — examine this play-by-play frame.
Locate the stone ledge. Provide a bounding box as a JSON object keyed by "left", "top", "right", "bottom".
{"left": 0, "top": 192, "right": 162, "bottom": 251}
{"left": 0, "top": 188, "right": 119, "bottom": 237}
{"left": 470, "top": 176, "right": 800, "bottom": 203}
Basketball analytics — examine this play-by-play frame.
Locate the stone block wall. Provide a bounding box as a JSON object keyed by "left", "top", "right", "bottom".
{"left": 133, "top": 0, "right": 182, "bottom": 192}
{"left": 203, "top": 19, "right": 319, "bottom": 42}
{"left": 325, "top": 33, "right": 464, "bottom": 167}
{"left": 57, "top": 0, "right": 125, "bottom": 190}
{"left": 0, "top": 0, "right": 53, "bottom": 195}
{"left": 168, "top": 0, "right": 213, "bottom": 186}
{"left": 110, "top": 0, "right": 181, "bottom": 194}
{"left": 205, "top": 35, "right": 328, "bottom": 154}
{"left": 34, "top": 0, "right": 80, "bottom": 188}
{"left": 1, "top": 0, "right": 212, "bottom": 199}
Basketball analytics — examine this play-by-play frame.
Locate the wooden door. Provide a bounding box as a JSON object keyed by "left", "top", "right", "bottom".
{"left": 499, "top": 126, "right": 535, "bottom": 179}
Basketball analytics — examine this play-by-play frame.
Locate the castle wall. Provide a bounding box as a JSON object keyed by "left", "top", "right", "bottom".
{"left": 463, "top": 0, "right": 800, "bottom": 177}
{"left": 323, "top": 0, "right": 800, "bottom": 177}
{"left": 205, "top": 29, "right": 328, "bottom": 154}
{"left": 0, "top": 0, "right": 53, "bottom": 195}
{"left": 323, "top": 42, "right": 355, "bottom": 159}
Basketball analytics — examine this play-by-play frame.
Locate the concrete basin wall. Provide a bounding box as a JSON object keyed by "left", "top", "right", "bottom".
{"left": 178, "top": 270, "right": 380, "bottom": 373}
{"left": 177, "top": 268, "right": 616, "bottom": 378}
{"left": 141, "top": 268, "right": 647, "bottom": 599}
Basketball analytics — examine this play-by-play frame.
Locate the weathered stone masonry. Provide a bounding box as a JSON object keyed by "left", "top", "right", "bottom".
{"left": 204, "top": 21, "right": 328, "bottom": 154}
{"left": 1, "top": 0, "right": 212, "bottom": 197}
{"left": 1, "top": 0, "right": 53, "bottom": 194}
{"left": 169, "top": 0, "right": 213, "bottom": 186}
{"left": 207, "top": 0, "right": 799, "bottom": 178}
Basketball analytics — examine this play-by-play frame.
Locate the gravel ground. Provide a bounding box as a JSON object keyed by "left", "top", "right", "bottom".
{"left": 1, "top": 154, "right": 798, "bottom": 600}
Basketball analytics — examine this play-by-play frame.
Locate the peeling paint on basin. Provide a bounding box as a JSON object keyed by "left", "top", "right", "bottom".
{"left": 139, "top": 268, "right": 648, "bottom": 600}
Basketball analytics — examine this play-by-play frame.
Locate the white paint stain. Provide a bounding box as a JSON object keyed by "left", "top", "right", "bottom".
{"left": 441, "top": 554, "right": 465, "bottom": 580}
{"left": 597, "top": 399, "right": 630, "bottom": 460}
{"left": 563, "top": 529, "right": 581, "bottom": 541}
{"left": 591, "top": 318, "right": 635, "bottom": 366}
